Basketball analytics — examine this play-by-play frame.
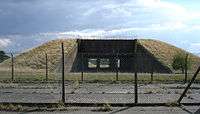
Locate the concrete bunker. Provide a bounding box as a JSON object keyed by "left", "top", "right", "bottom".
{"left": 66, "top": 39, "right": 172, "bottom": 73}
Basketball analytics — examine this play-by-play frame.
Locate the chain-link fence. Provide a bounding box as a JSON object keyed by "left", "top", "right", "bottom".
{"left": 0, "top": 53, "right": 62, "bottom": 81}
{"left": 64, "top": 52, "right": 200, "bottom": 83}
{"left": 0, "top": 52, "right": 63, "bottom": 103}
{"left": 62, "top": 45, "right": 200, "bottom": 104}
{"left": 0, "top": 42, "right": 200, "bottom": 104}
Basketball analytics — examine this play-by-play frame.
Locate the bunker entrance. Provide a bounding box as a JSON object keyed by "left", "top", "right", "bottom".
{"left": 70, "top": 39, "right": 171, "bottom": 73}
{"left": 70, "top": 39, "right": 137, "bottom": 73}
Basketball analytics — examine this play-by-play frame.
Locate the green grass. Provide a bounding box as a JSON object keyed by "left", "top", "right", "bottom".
{"left": 0, "top": 104, "right": 23, "bottom": 111}
{"left": 65, "top": 73, "right": 200, "bottom": 83}
{"left": 0, "top": 69, "right": 61, "bottom": 81}
{"left": 0, "top": 68, "right": 200, "bottom": 83}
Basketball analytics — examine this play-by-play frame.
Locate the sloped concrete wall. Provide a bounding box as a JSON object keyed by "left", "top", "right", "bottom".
{"left": 136, "top": 44, "right": 172, "bottom": 73}
{"left": 64, "top": 39, "right": 172, "bottom": 73}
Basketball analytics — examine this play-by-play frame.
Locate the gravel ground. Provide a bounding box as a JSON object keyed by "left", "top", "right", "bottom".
{"left": 0, "top": 82, "right": 199, "bottom": 103}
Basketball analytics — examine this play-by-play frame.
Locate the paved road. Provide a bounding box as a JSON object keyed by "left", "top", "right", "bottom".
{"left": 0, "top": 83, "right": 200, "bottom": 114}
{"left": 0, "top": 92, "right": 199, "bottom": 103}
{"left": 0, "top": 83, "right": 200, "bottom": 103}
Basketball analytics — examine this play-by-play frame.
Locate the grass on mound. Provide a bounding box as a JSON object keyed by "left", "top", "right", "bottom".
{"left": 138, "top": 39, "right": 200, "bottom": 72}
{"left": 0, "top": 39, "right": 200, "bottom": 82}
{"left": 0, "top": 39, "right": 76, "bottom": 70}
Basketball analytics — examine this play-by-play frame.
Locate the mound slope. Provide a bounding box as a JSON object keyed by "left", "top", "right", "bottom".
{"left": 138, "top": 39, "right": 200, "bottom": 72}
{"left": 0, "top": 39, "right": 76, "bottom": 70}
{"left": 1, "top": 38, "right": 199, "bottom": 73}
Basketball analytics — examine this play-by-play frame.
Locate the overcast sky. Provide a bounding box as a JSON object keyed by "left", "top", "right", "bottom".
{"left": 0, "top": 0, "right": 200, "bottom": 54}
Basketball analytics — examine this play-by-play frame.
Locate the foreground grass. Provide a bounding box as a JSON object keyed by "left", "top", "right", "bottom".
{"left": 65, "top": 73, "right": 200, "bottom": 83}
{"left": 0, "top": 103, "right": 69, "bottom": 112}
{"left": 0, "top": 69, "right": 200, "bottom": 83}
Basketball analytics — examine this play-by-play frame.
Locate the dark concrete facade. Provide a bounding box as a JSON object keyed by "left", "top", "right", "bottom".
{"left": 69, "top": 39, "right": 172, "bottom": 73}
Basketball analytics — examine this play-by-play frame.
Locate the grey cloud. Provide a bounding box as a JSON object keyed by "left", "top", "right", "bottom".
{"left": 0, "top": 0, "right": 184, "bottom": 35}
{"left": 1, "top": 0, "right": 200, "bottom": 54}
{"left": 0, "top": 38, "right": 11, "bottom": 49}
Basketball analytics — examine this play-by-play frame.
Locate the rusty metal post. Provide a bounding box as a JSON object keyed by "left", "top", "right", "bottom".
{"left": 134, "top": 39, "right": 138, "bottom": 104}
{"left": 184, "top": 54, "right": 189, "bottom": 83}
{"left": 45, "top": 53, "right": 48, "bottom": 81}
{"left": 177, "top": 66, "right": 200, "bottom": 104}
{"left": 11, "top": 53, "right": 14, "bottom": 81}
{"left": 61, "top": 43, "right": 65, "bottom": 103}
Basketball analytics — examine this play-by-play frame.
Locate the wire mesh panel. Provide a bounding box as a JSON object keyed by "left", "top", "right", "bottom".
{"left": 64, "top": 52, "right": 137, "bottom": 104}
{"left": 63, "top": 40, "right": 200, "bottom": 104}
{"left": 0, "top": 52, "right": 62, "bottom": 103}
{"left": 137, "top": 55, "right": 200, "bottom": 104}
{"left": 0, "top": 40, "right": 200, "bottom": 105}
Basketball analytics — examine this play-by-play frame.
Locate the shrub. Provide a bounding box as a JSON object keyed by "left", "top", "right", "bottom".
{"left": 172, "top": 53, "right": 191, "bottom": 73}
{"left": 0, "top": 51, "right": 9, "bottom": 63}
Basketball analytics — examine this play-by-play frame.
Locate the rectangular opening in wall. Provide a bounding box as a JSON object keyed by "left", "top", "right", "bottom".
{"left": 100, "top": 58, "right": 110, "bottom": 68}
{"left": 88, "top": 58, "right": 97, "bottom": 68}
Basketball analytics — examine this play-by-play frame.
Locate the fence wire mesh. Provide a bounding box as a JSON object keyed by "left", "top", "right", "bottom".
{"left": 0, "top": 44, "right": 200, "bottom": 104}
{"left": 0, "top": 52, "right": 63, "bottom": 103}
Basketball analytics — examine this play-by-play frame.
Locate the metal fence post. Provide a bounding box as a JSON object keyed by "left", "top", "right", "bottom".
{"left": 151, "top": 60, "right": 154, "bottom": 83}
{"left": 11, "top": 53, "right": 14, "bottom": 81}
{"left": 45, "top": 53, "right": 48, "bottom": 81}
{"left": 134, "top": 39, "right": 138, "bottom": 104}
{"left": 116, "top": 52, "right": 119, "bottom": 81}
{"left": 61, "top": 43, "right": 65, "bottom": 103}
{"left": 184, "top": 53, "right": 188, "bottom": 83}
{"left": 177, "top": 65, "right": 200, "bottom": 104}
{"left": 81, "top": 53, "right": 84, "bottom": 81}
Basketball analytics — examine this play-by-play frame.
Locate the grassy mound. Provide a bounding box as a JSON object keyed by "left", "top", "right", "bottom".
{"left": 0, "top": 39, "right": 76, "bottom": 70}
{"left": 1, "top": 38, "right": 199, "bottom": 73}
{"left": 138, "top": 39, "right": 200, "bottom": 72}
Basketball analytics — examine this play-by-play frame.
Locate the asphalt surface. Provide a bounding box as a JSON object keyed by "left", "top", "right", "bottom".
{"left": 0, "top": 83, "right": 200, "bottom": 103}
{"left": 0, "top": 82, "right": 200, "bottom": 113}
